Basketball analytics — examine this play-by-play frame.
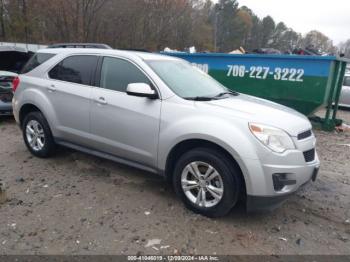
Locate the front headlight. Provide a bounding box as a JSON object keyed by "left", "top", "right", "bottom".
{"left": 249, "top": 123, "right": 295, "bottom": 153}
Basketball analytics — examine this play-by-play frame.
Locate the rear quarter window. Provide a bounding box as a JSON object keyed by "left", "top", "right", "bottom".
{"left": 48, "top": 55, "right": 98, "bottom": 85}
{"left": 21, "top": 53, "right": 56, "bottom": 74}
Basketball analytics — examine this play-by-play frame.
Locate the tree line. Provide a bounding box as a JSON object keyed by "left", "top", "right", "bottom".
{"left": 0, "top": 0, "right": 348, "bottom": 56}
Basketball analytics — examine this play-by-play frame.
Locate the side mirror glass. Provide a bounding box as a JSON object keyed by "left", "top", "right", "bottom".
{"left": 126, "top": 83, "right": 157, "bottom": 99}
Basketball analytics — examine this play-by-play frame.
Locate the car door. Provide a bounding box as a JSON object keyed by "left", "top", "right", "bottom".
{"left": 90, "top": 56, "right": 161, "bottom": 168}
{"left": 340, "top": 75, "right": 350, "bottom": 106}
{"left": 47, "top": 55, "right": 98, "bottom": 145}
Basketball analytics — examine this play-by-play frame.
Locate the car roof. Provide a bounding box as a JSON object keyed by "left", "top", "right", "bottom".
{"left": 37, "top": 48, "right": 180, "bottom": 62}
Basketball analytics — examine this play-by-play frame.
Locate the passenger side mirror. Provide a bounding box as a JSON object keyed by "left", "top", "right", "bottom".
{"left": 126, "top": 83, "right": 157, "bottom": 99}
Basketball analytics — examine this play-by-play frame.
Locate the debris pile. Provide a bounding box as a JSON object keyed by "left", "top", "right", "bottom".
{"left": 336, "top": 123, "right": 350, "bottom": 132}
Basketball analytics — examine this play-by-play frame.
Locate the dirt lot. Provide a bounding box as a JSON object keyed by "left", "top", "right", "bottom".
{"left": 0, "top": 110, "right": 349, "bottom": 255}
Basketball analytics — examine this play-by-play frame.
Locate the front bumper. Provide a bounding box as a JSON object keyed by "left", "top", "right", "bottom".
{"left": 247, "top": 166, "right": 319, "bottom": 212}
{"left": 242, "top": 133, "right": 320, "bottom": 212}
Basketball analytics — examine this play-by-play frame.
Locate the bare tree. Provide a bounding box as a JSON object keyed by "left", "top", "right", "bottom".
{"left": 0, "top": 0, "right": 6, "bottom": 39}
{"left": 0, "top": 0, "right": 337, "bottom": 54}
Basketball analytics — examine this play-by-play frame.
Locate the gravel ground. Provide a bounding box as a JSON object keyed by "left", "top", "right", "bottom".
{"left": 0, "top": 110, "right": 349, "bottom": 255}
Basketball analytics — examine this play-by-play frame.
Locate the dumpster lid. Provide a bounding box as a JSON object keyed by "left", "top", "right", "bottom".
{"left": 163, "top": 52, "right": 350, "bottom": 63}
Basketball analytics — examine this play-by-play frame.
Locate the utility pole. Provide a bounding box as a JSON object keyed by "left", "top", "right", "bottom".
{"left": 0, "top": 0, "right": 6, "bottom": 40}
{"left": 22, "top": 0, "right": 29, "bottom": 44}
{"left": 214, "top": 12, "right": 218, "bottom": 52}
{"left": 214, "top": 4, "right": 223, "bottom": 53}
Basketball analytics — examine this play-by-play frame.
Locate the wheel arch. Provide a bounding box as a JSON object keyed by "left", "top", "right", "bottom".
{"left": 164, "top": 138, "right": 247, "bottom": 196}
{"left": 19, "top": 103, "right": 42, "bottom": 127}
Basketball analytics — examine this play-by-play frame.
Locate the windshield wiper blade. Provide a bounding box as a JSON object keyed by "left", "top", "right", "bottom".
{"left": 214, "top": 91, "right": 239, "bottom": 98}
{"left": 184, "top": 96, "right": 216, "bottom": 101}
{"left": 184, "top": 90, "right": 239, "bottom": 101}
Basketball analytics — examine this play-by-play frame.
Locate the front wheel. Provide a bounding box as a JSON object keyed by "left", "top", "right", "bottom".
{"left": 22, "top": 112, "right": 56, "bottom": 158}
{"left": 173, "top": 148, "right": 242, "bottom": 217}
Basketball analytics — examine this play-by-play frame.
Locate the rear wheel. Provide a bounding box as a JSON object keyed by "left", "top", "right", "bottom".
{"left": 22, "top": 112, "right": 56, "bottom": 158}
{"left": 173, "top": 148, "right": 241, "bottom": 217}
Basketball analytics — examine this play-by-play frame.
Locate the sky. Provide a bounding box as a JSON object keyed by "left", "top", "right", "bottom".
{"left": 213, "top": 0, "right": 350, "bottom": 45}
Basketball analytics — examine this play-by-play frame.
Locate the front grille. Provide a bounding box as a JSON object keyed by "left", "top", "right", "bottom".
{"left": 298, "top": 130, "right": 312, "bottom": 140}
{"left": 303, "top": 148, "right": 315, "bottom": 162}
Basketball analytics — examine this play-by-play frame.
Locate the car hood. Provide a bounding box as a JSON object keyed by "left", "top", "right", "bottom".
{"left": 196, "top": 94, "right": 311, "bottom": 137}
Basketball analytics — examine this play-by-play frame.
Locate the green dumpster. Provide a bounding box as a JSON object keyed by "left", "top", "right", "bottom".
{"left": 163, "top": 52, "right": 349, "bottom": 131}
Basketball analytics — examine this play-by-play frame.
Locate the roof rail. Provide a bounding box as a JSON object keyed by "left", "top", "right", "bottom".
{"left": 117, "top": 48, "right": 150, "bottom": 53}
{"left": 47, "top": 43, "right": 112, "bottom": 49}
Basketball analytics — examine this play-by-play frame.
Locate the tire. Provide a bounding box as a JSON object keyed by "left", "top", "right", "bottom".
{"left": 22, "top": 111, "right": 56, "bottom": 158}
{"left": 173, "top": 147, "right": 241, "bottom": 218}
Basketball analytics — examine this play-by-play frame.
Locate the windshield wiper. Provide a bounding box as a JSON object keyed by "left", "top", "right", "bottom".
{"left": 214, "top": 91, "right": 239, "bottom": 98}
{"left": 184, "top": 96, "right": 216, "bottom": 101}
{"left": 184, "top": 91, "right": 239, "bottom": 101}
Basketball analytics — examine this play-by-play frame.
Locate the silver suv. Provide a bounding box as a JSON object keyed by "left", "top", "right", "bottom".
{"left": 12, "top": 48, "right": 320, "bottom": 217}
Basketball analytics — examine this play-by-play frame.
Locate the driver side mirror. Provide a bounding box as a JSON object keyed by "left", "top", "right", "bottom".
{"left": 126, "top": 83, "right": 158, "bottom": 99}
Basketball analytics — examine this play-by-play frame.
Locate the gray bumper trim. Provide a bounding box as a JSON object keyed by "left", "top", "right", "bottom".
{"left": 246, "top": 193, "right": 292, "bottom": 213}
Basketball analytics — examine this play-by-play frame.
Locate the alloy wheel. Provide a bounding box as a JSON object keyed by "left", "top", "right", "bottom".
{"left": 26, "top": 120, "right": 45, "bottom": 151}
{"left": 181, "top": 161, "right": 224, "bottom": 208}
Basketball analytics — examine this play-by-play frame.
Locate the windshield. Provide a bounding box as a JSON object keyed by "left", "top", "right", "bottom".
{"left": 147, "top": 59, "right": 231, "bottom": 99}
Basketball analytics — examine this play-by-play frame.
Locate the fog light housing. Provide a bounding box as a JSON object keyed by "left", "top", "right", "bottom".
{"left": 272, "top": 173, "right": 296, "bottom": 191}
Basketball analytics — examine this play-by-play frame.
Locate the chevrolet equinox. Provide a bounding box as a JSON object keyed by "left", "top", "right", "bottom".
{"left": 12, "top": 48, "right": 320, "bottom": 217}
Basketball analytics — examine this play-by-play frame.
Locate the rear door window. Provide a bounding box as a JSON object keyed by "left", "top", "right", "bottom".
{"left": 21, "top": 53, "right": 56, "bottom": 74}
{"left": 99, "top": 57, "right": 150, "bottom": 92}
{"left": 49, "top": 55, "right": 98, "bottom": 85}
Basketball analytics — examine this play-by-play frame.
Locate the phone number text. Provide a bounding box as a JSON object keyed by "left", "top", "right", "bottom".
{"left": 227, "top": 65, "right": 304, "bottom": 82}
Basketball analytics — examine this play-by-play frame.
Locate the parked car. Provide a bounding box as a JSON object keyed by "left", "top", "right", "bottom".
{"left": 346, "top": 65, "right": 350, "bottom": 75}
{"left": 339, "top": 74, "right": 350, "bottom": 108}
{"left": 0, "top": 46, "right": 34, "bottom": 115}
{"left": 0, "top": 71, "right": 18, "bottom": 115}
{"left": 12, "top": 48, "right": 320, "bottom": 217}
{"left": 0, "top": 46, "right": 33, "bottom": 73}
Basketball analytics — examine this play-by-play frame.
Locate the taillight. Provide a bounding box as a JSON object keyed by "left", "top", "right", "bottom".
{"left": 12, "top": 76, "right": 20, "bottom": 92}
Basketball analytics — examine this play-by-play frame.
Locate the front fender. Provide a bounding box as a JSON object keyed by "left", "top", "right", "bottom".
{"left": 157, "top": 116, "right": 260, "bottom": 193}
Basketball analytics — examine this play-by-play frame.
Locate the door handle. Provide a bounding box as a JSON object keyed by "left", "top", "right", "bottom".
{"left": 47, "top": 85, "right": 56, "bottom": 92}
{"left": 95, "top": 97, "right": 107, "bottom": 105}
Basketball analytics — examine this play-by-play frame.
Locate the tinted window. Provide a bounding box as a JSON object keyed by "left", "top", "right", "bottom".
{"left": 100, "top": 57, "right": 150, "bottom": 92}
{"left": 49, "top": 55, "right": 98, "bottom": 85}
{"left": 344, "top": 76, "right": 350, "bottom": 87}
{"left": 21, "top": 53, "right": 55, "bottom": 74}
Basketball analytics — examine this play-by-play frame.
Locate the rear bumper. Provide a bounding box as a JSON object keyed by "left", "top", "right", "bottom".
{"left": 338, "top": 103, "right": 350, "bottom": 108}
{"left": 0, "top": 101, "right": 12, "bottom": 115}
